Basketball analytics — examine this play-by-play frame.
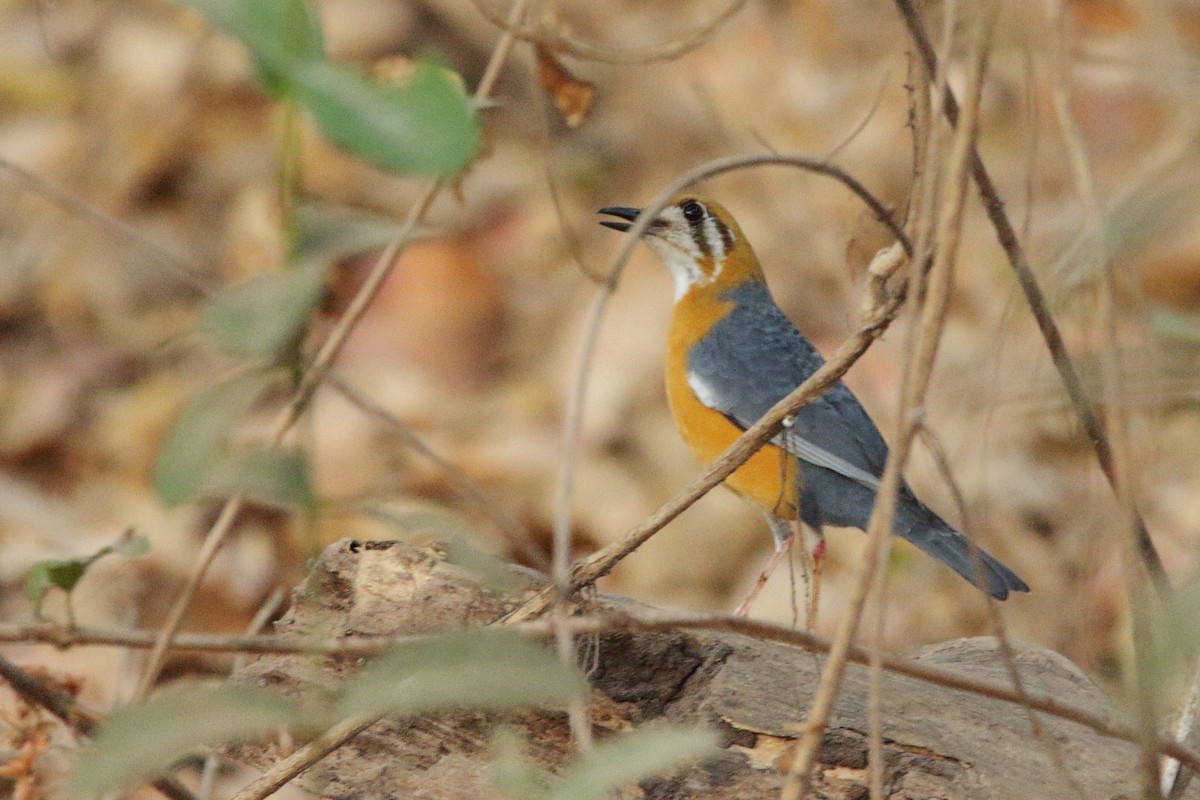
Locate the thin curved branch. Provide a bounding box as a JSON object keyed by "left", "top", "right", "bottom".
{"left": 784, "top": 9, "right": 995, "bottom": 793}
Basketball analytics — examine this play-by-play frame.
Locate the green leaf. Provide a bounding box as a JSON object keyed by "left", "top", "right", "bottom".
{"left": 292, "top": 60, "right": 479, "bottom": 176}
{"left": 202, "top": 448, "right": 315, "bottom": 509}
{"left": 24, "top": 532, "right": 151, "bottom": 617}
{"left": 24, "top": 561, "right": 87, "bottom": 617}
{"left": 71, "top": 685, "right": 304, "bottom": 796}
{"left": 551, "top": 728, "right": 717, "bottom": 800}
{"left": 490, "top": 729, "right": 551, "bottom": 800}
{"left": 338, "top": 630, "right": 587, "bottom": 719}
{"left": 182, "top": 0, "right": 324, "bottom": 92}
{"left": 40, "top": 560, "right": 89, "bottom": 592}
{"left": 198, "top": 259, "right": 327, "bottom": 359}
{"left": 443, "top": 534, "right": 522, "bottom": 593}
{"left": 23, "top": 563, "right": 52, "bottom": 606}
{"left": 154, "top": 371, "right": 279, "bottom": 505}
{"left": 106, "top": 532, "right": 151, "bottom": 559}
{"left": 1149, "top": 306, "right": 1200, "bottom": 346}
{"left": 294, "top": 202, "right": 409, "bottom": 265}
{"left": 361, "top": 506, "right": 519, "bottom": 591}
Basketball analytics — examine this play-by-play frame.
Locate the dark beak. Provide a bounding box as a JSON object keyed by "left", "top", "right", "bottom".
{"left": 598, "top": 206, "right": 642, "bottom": 233}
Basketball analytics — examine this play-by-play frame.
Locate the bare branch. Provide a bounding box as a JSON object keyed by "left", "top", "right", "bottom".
{"left": 784, "top": 7, "right": 996, "bottom": 795}
{"left": 891, "top": 0, "right": 1171, "bottom": 598}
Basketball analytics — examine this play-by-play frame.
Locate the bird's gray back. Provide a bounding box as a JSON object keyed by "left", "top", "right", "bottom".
{"left": 685, "top": 280, "right": 891, "bottom": 478}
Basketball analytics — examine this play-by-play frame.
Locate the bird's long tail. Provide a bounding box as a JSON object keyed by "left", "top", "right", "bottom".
{"left": 897, "top": 507, "right": 1029, "bottom": 600}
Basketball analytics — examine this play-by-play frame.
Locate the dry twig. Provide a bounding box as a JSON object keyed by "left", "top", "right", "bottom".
{"left": 782, "top": 7, "right": 996, "bottom": 796}
{"left": 892, "top": 0, "right": 1171, "bottom": 599}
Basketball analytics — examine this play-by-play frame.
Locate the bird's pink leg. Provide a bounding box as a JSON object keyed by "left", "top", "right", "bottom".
{"left": 734, "top": 535, "right": 793, "bottom": 617}
{"left": 735, "top": 521, "right": 825, "bottom": 627}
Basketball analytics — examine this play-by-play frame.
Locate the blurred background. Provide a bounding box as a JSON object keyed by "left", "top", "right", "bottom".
{"left": 2, "top": 0, "right": 1200, "bottom": 731}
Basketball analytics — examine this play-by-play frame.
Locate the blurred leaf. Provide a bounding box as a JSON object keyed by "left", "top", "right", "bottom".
{"left": 292, "top": 60, "right": 479, "bottom": 176}
{"left": 108, "top": 532, "right": 151, "bottom": 558}
{"left": 338, "top": 630, "right": 587, "bottom": 719}
{"left": 32, "top": 561, "right": 86, "bottom": 594}
{"left": 23, "top": 564, "right": 52, "bottom": 606}
{"left": 181, "top": 0, "right": 323, "bottom": 92}
{"left": 199, "top": 259, "right": 327, "bottom": 359}
{"left": 360, "top": 505, "right": 517, "bottom": 590}
{"left": 443, "top": 534, "right": 521, "bottom": 593}
{"left": 294, "top": 202, "right": 410, "bottom": 265}
{"left": 25, "top": 532, "right": 150, "bottom": 618}
{"left": 23, "top": 561, "right": 85, "bottom": 613}
{"left": 490, "top": 729, "right": 551, "bottom": 800}
{"left": 71, "top": 685, "right": 305, "bottom": 796}
{"left": 154, "top": 371, "right": 279, "bottom": 505}
{"left": 1144, "top": 583, "right": 1200, "bottom": 716}
{"left": 1150, "top": 307, "right": 1200, "bottom": 346}
{"left": 361, "top": 504, "right": 475, "bottom": 538}
{"left": 180, "top": 0, "right": 478, "bottom": 175}
{"left": 202, "top": 448, "right": 314, "bottom": 509}
{"left": 551, "top": 728, "right": 717, "bottom": 800}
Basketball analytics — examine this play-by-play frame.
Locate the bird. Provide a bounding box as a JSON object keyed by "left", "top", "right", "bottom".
{"left": 598, "top": 195, "right": 1029, "bottom": 603}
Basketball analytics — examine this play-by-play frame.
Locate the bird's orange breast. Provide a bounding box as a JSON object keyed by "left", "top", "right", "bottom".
{"left": 665, "top": 290, "right": 800, "bottom": 519}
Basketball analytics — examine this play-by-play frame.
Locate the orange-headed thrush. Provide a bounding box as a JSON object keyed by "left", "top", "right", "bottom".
{"left": 599, "top": 196, "right": 1029, "bottom": 600}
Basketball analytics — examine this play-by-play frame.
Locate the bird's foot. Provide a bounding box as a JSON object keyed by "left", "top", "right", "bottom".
{"left": 734, "top": 535, "right": 793, "bottom": 617}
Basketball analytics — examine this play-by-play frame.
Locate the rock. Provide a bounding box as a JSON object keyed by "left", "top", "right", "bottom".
{"left": 229, "top": 539, "right": 1191, "bottom": 799}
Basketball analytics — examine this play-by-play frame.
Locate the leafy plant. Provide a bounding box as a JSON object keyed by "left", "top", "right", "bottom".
{"left": 153, "top": 370, "right": 282, "bottom": 505}
{"left": 491, "top": 726, "right": 718, "bottom": 800}
{"left": 71, "top": 685, "right": 308, "bottom": 796}
{"left": 70, "top": 630, "right": 591, "bottom": 796}
{"left": 153, "top": 0, "right": 482, "bottom": 516}
{"left": 181, "top": 0, "right": 479, "bottom": 176}
{"left": 25, "top": 530, "right": 150, "bottom": 625}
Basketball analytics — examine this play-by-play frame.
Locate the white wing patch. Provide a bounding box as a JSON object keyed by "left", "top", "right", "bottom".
{"left": 773, "top": 430, "right": 882, "bottom": 490}
{"left": 687, "top": 369, "right": 881, "bottom": 491}
{"left": 686, "top": 368, "right": 724, "bottom": 409}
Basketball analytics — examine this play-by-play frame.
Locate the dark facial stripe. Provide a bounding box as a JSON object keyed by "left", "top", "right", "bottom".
{"left": 717, "top": 219, "right": 733, "bottom": 254}
{"left": 682, "top": 199, "right": 711, "bottom": 258}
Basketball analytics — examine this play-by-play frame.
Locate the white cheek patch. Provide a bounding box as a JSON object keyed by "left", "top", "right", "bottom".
{"left": 702, "top": 216, "right": 725, "bottom": 261}
{"left": 646, "top": 236, "right": 704, "bottom": 301}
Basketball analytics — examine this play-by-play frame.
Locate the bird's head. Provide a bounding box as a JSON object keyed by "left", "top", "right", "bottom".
{"left": 599, "top": 196, "right": 765, "bottom": 300}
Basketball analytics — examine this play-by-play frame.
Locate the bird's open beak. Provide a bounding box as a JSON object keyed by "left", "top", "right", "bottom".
{"left": 598, "top": 206, "right": 642, "bottom": 233}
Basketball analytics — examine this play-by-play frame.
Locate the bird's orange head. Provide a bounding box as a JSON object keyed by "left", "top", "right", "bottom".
{"left": 600, "top": 196, "right": 765, "bottom": 300}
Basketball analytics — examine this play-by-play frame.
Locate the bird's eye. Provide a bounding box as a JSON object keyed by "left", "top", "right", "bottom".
{"left": 681, "top": 200, "right": 705, "bottom": 223}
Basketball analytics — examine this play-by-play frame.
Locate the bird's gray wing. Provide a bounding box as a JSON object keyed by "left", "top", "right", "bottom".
{"left": 685, "top": 282, "right": 890, "bottom": 489}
